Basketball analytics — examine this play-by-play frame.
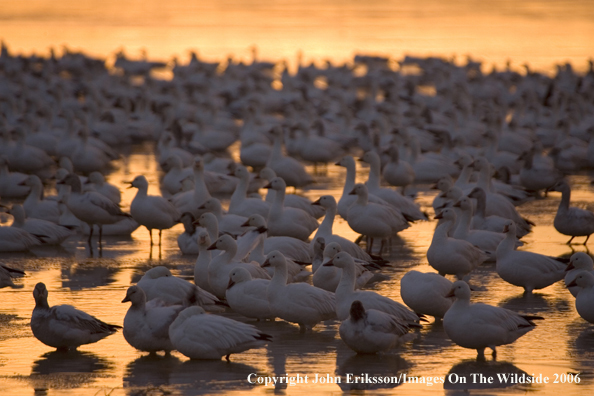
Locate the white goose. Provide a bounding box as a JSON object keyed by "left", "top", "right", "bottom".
{"left": 264, "top": 177, "right": 319, "bottom": 241}
{"left": 443, "top": 280, "right": 542, "bottom": 358}
{"left": 264, "top": 251, "right": 336, "bottom": 331}
{"left": 382, "top": 145, "right": 415, "bottom": 193}
{"left": 226, "top": 267, "right": 275, "bottom": 321}
{"left": 266, "top": 126, "right": 313, "bottom": 189}
{"left": 325, "top": 252, "right": 421, "bottom": 326}
{"left": 339, "top": 300, "right": 412, "bottom": 354}
{"left": 177, "top": 212, "right": 200, "bottom": 255}
{"left": 548, "top": 180, "right": 594, "bottom": 245}
{"left": 496, "top": 221, "right": 566, "bottom": 294}
{"left": 129, "top": 175, "right": 180, "bottom": 247}
{"left": 31, "top": 282, "right": 121, "bottom": 350}
{"left": 199, "top": 197, "right": 247, "bottom": 237}
{"left": 427, "top": 208, "right": 489, "bottom": 279}
{"left": 565, "top": 252, "right": 594, "bottom": 297}
{"left": 567, "top": 271, "right": 594, "bottom": 324}
{"left": 121, "top": 285, "right": 184, "bottom": 354}
{"left": 467, "top": 187, "right": 531, "bottom": 237}
{"left": 85, "top": 171, "right": 121, "bottom": 205}
{"left": 9, "top": 204, "right": 73, "bottom": 245}
{"left": 207, "top": 234, "right": 271, "bottom": 299}
{"left": 0, "top": 156, "right": 30, "bottom": 198}
{"left": 22, "top": 175, "right": 61, "bottom": 223}
{"left": 137, "top": 266, "right": 220, "bottom": 308}
{"left": 0, "top": 264, "right": 25, "bottom": 288}
{"left": 194, "top": 230, "right": 215, "bottom": 293}
{"left": 400, "top": 270, "right": 453, "bottom": 320}
{"left": 228, "top": 164, "right": 270, "bottom": 218}
{"left": 169, "top": 306, "right": 272, "bottom": 360}
{"left": 170, "top": 156, "right": 211, "bottom": 218}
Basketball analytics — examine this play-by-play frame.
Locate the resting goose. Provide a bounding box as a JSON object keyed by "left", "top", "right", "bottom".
{"left": 266, "top": 126, "right": 313, "bottom": 189}
{"left": 567, "top": 271, "right": 594, "bottom": 324}
{"left": 468, "top": 187, "right": 531, "bottom": 237}
{"left": 9, "top": 204, "right": 73, "bottom": 245}
{"left": 199, "top": 197, "right": 247, "bottom": 237}
{"left": 548, "top": 180, "right": 594, "bottom": 244}
{"left": 228, "top": 164, "right": 270, "bottom": 219}
{"left": 22, "top": 175, "right": 61, "bottom": 223}
{"left": 565, "top": 252, "right": 594, "bottom": 297}
{"left": 226, "top": 267, "right": 275, "bottom": 321}
{"left": 400, "top": 270, "right": 453, "bottom": 321}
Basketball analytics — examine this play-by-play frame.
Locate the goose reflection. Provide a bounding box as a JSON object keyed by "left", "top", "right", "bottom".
{"left": 61, "top": 261, "right": 121, "bottom": 290}
{"left": 567, "top": 321, "right": 594, "bottom": 384}
{"left": 335, "top": 346, "right": 410, "bottom": 391}
{"left": 169, "top": 359, "right": 259, "bottom": 395}
{"left": 499, "top": 292, "right": 567, "bottom": 315}
{"left": 124, "top": 353, "right": 183, "bottom": 388}
{"left": 444, "top": 359, "right": 531, "bottom": 391}
{"left": 409, "top": 320, "right": 453, "bottom": 353}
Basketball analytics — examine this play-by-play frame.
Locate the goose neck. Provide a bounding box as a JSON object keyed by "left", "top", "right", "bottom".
{"left": 453, "top": 208, "right": 472, "bottom": 239}
{"left": 335, "top": 263, "right": 357, "bottom": 297}
{"left": 270, "top": 263, "right": 289, "bottom": 287}
{"left": 342, "top": 163, "right": 356, "bottom": 195}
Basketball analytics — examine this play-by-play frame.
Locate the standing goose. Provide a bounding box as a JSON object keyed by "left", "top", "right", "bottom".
{"left": 266, "top": 126, "right": 313, "bottom": 189}
{"left": 121, "top": 285, "right": 184, "bottom": 354}
{"left": 226, "top": 267, "right": 274, "bottom": 321}
{"left": 9, "top": 204, "right": 73, "bottom": 245}
{"left": 169, "top": 306, "right": 272, "bottom": 360}
{"left": 496, "top": 221, "right": 566, "bottom": 294}
{"left": 427, "top": 208, "right": 489, "bottom": 280}
{"left": 170, "top": 156, "right": 211, "bottom": 218}
{"left": 400, "top": 270, "right": 453, "bottom": 321}
{"left": 199, "top": 197, "right": 247, "bottom": 237}
{"left": 548, "top": 180, "right": 594, "bottom": 244}
{"left": 264, "top": 251, "right": 336, "bottom": 331}
{"left": 194, "top": 230, "right": 215, "bottom": 294}
{"left": 228, "top": 164, "right": 270, "bottom": 218}
{"left": 325, "top": 252, "right": 421, "bottom": 326}
{"left": 565, "top": 252, "right": 594, "bottom": 297}
{"left": 129, "top": 175, "right": 180, "bottom": 247}
{"left": 264, "top": 177, "right": 318, "bottom": 241}
{"left": 21, "top": 175, "right": 61, "bottom": 223}
{"left": 382, "top": 145, "right": 415, "bottom": 193}
{"left": 339, "top": 300, "right": 412, "bottom": 354}
{"left": 31, "top": 282, "right": 121, "bottom": 350}
{"left": 467, "top": 187, "right": 531, "bottom": 237}
{"left": 567, "top": 271, "right": 594, "bottom": 324}
{"left": 443, "top": 280, "right": 542, "bottom": 358}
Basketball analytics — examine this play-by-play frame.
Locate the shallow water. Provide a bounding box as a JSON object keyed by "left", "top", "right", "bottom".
{"left": 1, "top": 146, "right": 594, "bottom": 395}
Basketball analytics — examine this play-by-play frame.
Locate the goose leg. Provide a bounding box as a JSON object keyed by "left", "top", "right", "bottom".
{"left": 99, "top": 225, "right": 103, "bottom": 246}
{"left": 148, "top": 228, "right": 153, "bottom": 247}
{"left": 379, "top": 239, "right": 385, "bottom": 256}
{"left": 225, "top": 354, "right": 231, "bottom": 362}
{"left": 159, "top": 229, "right": 163, "bottom": 246}
{"left": 567, "top": 236, "right": 575, "bottom": 245}
{"left": 87, "top": 224, "right": 93, "bottom": 246}
{"left": 584, "top": 235, "right": 591, "bottom": 245}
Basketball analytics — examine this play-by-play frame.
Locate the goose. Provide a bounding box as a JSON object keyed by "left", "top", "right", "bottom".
{"left": 59, "top": 173, "right": 130, "bottom": 245}
{"left": 160, "top": 155, "right": 193, "bottom": 196}
{"left": 31, "top": 282, "right": 121, "bottom": 350}
{"left": 177, "top": 212, "right": 200, "bottom": 255}
{"left": 360, "top": 151, "right": 427, "bottom": 221}
{"left": 312, "top": 238, "right": 373, "bottom": 292}
{"left": 9, "top": 204, "right": 73, "bottom": 245}
{"left": 0, "top": 156, "right": 30, "bottom": 198}
{"left": 567, "top": 271, "right": 594, "bottom": 324}
{"left": 259, "top": 167, "right": 325, "bottom": 218}
{"left": 7, "top": 127, "right": 55, "bottom": 177}
{"left": 548, "top": 180, "right": 594, "bottom": 244}
{"left": 137, "top": 266, "right": 221, "bottom": 309}
{"left": 311, "top": 195, "right": 385, "bottom": 263}
{"left": 400, "top": 270, "right": 454, "bottom": 321}
{"left": 0, "top": 264, "right": 25, "bottom": 288}
{"left": 121, "top": 285, "right": 184, "bottom": 354}
{"left": 324, "top": 252, "right": 421, "bottom": 326}
{"left": 207, "top": 234, "right": 271, "bottom": 299}
{"left": 293, "top": 120, "right": 346, "bottom": 165}
{"left": 84, "top": 171, "right": 121, "bottom": 205}
{"left": 382, "top": 145, "right": 415, "bottom": 193}
{"left": 266, "top": 126, "right": 313, "bottom": 189}
{"left": 70, "top": 128, "right": 113, "bottom": 174}
{"left": 228, "top": 164, "right": 270, "bottom": 219}
{"left": 432, "top": 176, "right": 456, "bottom": 211}
{"left": 427, "top": 209, "right": 489, "bottom": 279}
{"left": 157, "top": 133, "right": 194, "bottom": 168}
{"left": 519, "top": 147, "right": 563, "bottom": 194}
{"left": 467, "top": 187, "right": 531, "bottom": 237}
{"left": 443, "top": 280, "right": 542, "bottom": 358}
{"left": 21, "top": 175, "right": 61, "bottom": 223}
{"left": 226, "top": 267, "right": 275, "bottom": 321}
{"left": 264, "top": 177, "right": 319, "bottom": 241}
{"left": 565, "top": 253, "right": 594, "bottom": 297}
{"left": 128, "top": 175, "right": 180, "bottom": 247}
{"left": 346, "top": 183, "right": 410, "bottom": 254}
{"left": 198, "top": 197, "right": 247, "bottom": 237}
{"left": 170, "top": 156, "right": 211, "bottom": 218}
{"left": 496, "top": 221, "right": 566, "bottom": 293}
{"left": 339, "top": 300, "right": 412, "bottom": 354}
{"left": 0, "top": 221, "right": 45, "bottom": 252}
{"left": 263, "top": 251, "right": 336, "bottom": 331}
{"left": 194, "top": 230, "right": 215, "bottom": 293}
{"left": 168, "top": 306, "right": 272, "bottom": 360}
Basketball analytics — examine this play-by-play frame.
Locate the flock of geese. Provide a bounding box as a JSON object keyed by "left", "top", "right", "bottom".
{"left": 2, "top": 43, "right": 594, "bottom": 366}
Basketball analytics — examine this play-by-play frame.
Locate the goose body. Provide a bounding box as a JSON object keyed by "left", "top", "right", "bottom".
{"left": 266, "top": 126, "right": 313, "bottom": 188}
{"left": 565, "top": 252, "right": 594, "bottom": 297}
{"left": 226, "top": 267, "right": 275, "bottom": 320}
{"left": 22, "top": 175, "right": 61, "bottom": 223}
{"left": 9, "top": 204, "right": 73, "bottom": 245}
{"left": 567, "top": 271, "right": 594, "bottom": 323}
{"left": 0, "top": 224, "right": 43, "bottom": 251}
{"left": 400, "top": 270, "right": 453, "bottom": 320}
{"left": 228, "top": 164, "right": 270, "bottom": 218}
{"left": 549, "top": 180, "right": 594, "bottom": 244}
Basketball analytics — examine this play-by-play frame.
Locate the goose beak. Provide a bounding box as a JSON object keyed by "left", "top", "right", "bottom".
{"left": 207, "top": 242, "right": 218, "bottom": 250}
{"left": 241, "top": 219, "right": 251, "bottom": 227}
{"left": 566, "top": 262, "right": 575, "bottom": 271}
{"left": 502, "top": 224, "right": 510, "bottom": 233}
{"left": 122, "top": 296, "right": 130, "bottom": 303}
{"left": 430, "top": 183, "right": 439, "bottom": 189}
{"left": 192, "top": 220, "right": 201, "bottom": 226}
{"left": 261, "top": 258, "right": 271, "bottom": 268}
{"left": 323, "top": 258, "right": 334, "bottom": 267}
{"left": 445, "top": 288, "right": 456, "bottom": 298}
{"left": 227, "top": 279, "right": 235, "bottom": 289}
{"left": 125, "top": 181, "right": 134, "bottom": 189}
{"left": 453, "top": 200, "right": 461, "bottom": 208}
{"left": 311, "top": 198, "right": 321, "bottom": 206}
{"left": 263, "top": 182, "right": 272, "bottom": 189}
{"left": 357, "top": 157, "right": 364, "bottom": 162}
{"left": 334, "top": 161, "right": 341, "bottom": 166}
{"left": 17, "top": 180, "right": 27, "bottom": 186}
{"left": 348, "top": 187, "right": 357, "bottom": 195}
{"left": 567, "top": 279, "right": 578, "bottom": 288}
{"left": 198, "top": 203, "right": 206, "bottom": 209}
{"left": 434, "top": 212, "right": 444, "bottom": 220}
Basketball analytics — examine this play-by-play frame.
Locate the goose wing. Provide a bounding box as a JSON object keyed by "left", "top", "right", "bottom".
{"left": 51, "top": 305, "right": 121, "bottom": 334}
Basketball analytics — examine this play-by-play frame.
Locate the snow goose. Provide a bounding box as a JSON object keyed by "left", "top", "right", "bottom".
{"left": 548, "top": 180, "right": 594, "bottom": 244}
{"left": 311, "top": 195, "right": 385, "bottom": 263}
{"left": 177, "top": 212, "right": 200, "bottom": 254}
{"left": 266, "top": 126, "right": 313, "bottom": 189}
{"left": 129, "top": 175, "right": 180, "bottom": 247}
{"left": 121, "top": 285, "right": 184, "bottom": 354}
{"left": 31, "top": 282, "right": 121, "bottom": 350}
{"left": 263, "top": 251, "right": 336, "bottom": 331}
{"left": 427, "top": 209, "right": 489, "bottom": 279}
{"left": 70, "top": 129, "right": 113, "bottom": 174}
{"left": 169, "top": 306, "right": 272, "bottom": 360}
{"left": 60, "top": 173, "right": 130, "bottom": 245}
{"left": 199, "top": 198, "right": 247, "bottom": 237}
{"left": 519, "top": 147, "right": 563, "bottom": 194}
{"left": 312, "top": 238, "right": 373, "bottom": 292}
{"left": 157, "top": 133, "right": 194, "bottom": 168}
{"left": 0, "top": 264, "right": 25, "bottom": 288}
{"left": 207, "top": 234, "right": 271, "bottom": 299}
{"left": 9, "top": 204, "right": 73, "bottom": 245}
{"left": 0, "top": 156, "right": 30, "bottom": 198}
{"left": 382, "top": 145, "right": 415, "bottom": 193}
{"left": 85, "top": 172, "right": 121, "bottom": 205}
{"left": 346, "top": 183, "right": 410, "bottom": 254}
{"left": 496, "top": 221, "right": 566, "bottom": 293}
{"left": 295, "top": 119, "right": 346, "bottom": 165}
{"left": 259, "top": 167, "right": 325, "bottom": 218}
{"left": 0, "top": 221, "right": 44, "bottom": 252}
{"left": 22, "top": 175, "right": 61, "bottom": 223}
{"left": 264, "top": 177, "right": 318, "bottom": 241}
{"left": 339, "top": 300, "right": 412, "bottom": 354}
{"left": 160, "top": 155, "right": 192, "bottom": 196}
{"left": 194, "top": 230, "right": 214, "bottom": 293}
{"left": 432, "top": 176, "right": 455, "bottom": 211}
{"left": 325, "top": 251, "right": 420, "bottom": 326}
{"left": 7, "top": 126, "right": 55, "bottom": 177}
{"left": 467, "top": 187, "right": 531, "bottom": 237}
{"left": 443, "top": 280, "right": 542, "bottom": 358}
{"left": 567, "top": 271, "right": 594, "bottom": 324}
{"left": 226, "top": 267, "right": 275, "bottom": 321}
{"left": 228, "top": 164, "right": 269, "bottom": 218}
{"left": 137, "top": 266, "right": 220, "bottom": 309}
{"left": 170, "top": 156, "right": 211, "bottom": 218}
{"left": 400, "top": 270, "right": 453, "bottom": 321}
{"left": 565, "top": 253, "right": 594, "bottom": 297}
{"left": 360, "top": 151, "right": 427, "bottom": 221}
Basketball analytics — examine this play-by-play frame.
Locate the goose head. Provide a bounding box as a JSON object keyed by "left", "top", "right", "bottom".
{"left": 311, "top": 195, "right": 336, "bottom": 209}
{"left": 348, "top": 183, "right": 368, "bottom": 198}
{"left": 227, "top": 267, "right": 253, "bottom": 289}
{"left": 501, "top": 220, "right": 517, "bottom": 236}
{"left": 335, "top": 155, "right": 355, "bottom": 169}
{"left": 128, "top": 175, "right": 149, "bottom": 190}
{"left": 58, "top": 173, "right": 83, "bottom": 192}
{"left": 567, "top": 271, "right": 594, "bottom": 289}
{"left": 546, "top": 180, "right": 569, "bottom": 194}
{"left": 258, "top": 167, "right": 277, "bottom": 181}
{"left": 313, "top": 237, "right": 326, "bottom": 255}
{"left": 208, "top": 234, "right": 236, "bottom": 251}
{"left": 323, "top": 251, "right": 354, "bottom": 268}
{"left": 434, "top": 207, "right": 457, "bottom": 222}
{"left": 198, "top": 198, "right": 222, "bottom": 214}
{"left": 196, "top": 212, "right": 217, "bottom": 229}
{"left": 162, "top": 155, "right": 183, "bottom": 171}
{"left": 446, "top": 280, "right": 472, "bottom": 300}
{"left": 349, "top": 300, "right": 367, "bottom": 322}
{"left": 323, "top": 241, "right": 342, "bottom": 260}
{"left": 358, "top": 151, "right": 380, "bottom": 168}
{"left": 467, "top": 187, "right": 486, "bottom": 200}
{"left": 264, "top": 177, "right": 286, "bottom": 192}
{"left": 233, "top": 164, "right": 250, "bottom": 180}
{"left": 87, "top": 171, "right": 106, "bottom": 186}
{"left": 566, "top": 252, "right": 594, "bottom": 272}
{"left": 432, "top": 176, "right": 453, "bottom": 193}
{"left": 121, "top": 285, "right": 147, "bottom": 305}
{"left": 453, "top": 196, "right": 473, "bottom": 212}
{"left": 261, "top": 250, "right": 287, "bottom": 268}
{"left": 241, "top": 214, "right": 267, "bottom": 231}
{"left": 197, "top": 230, "right": 211, "bottom": 249}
